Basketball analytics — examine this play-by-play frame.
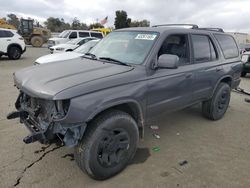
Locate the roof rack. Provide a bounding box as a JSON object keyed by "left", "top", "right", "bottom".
{"left": 151, "top": 24, "right": 224, "bottom": 32}
{"left": 152, "top": 24, "right": 199, "bottom": 29}
{"left": 197, "top": 27, "right": 224, "bottom": 32}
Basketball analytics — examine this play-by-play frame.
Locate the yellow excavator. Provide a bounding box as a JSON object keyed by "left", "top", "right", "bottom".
{"left": 0, "top": 18, "right": 51, "bottom": 47}
{"left": 18, "top": 18, "right": 51, "bottom": 47}
{"left": 0, "top": 19, "right": 16, "bottom": 29}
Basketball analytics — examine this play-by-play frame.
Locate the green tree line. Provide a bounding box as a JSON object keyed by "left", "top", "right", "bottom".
{"left": 2, "top": 10, "right": 150, "bottom": 32}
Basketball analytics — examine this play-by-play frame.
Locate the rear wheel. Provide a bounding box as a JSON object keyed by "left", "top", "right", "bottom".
{"left": 8, "top": 46, "right": 22, "bottom": 60}
{"left": 31, "top": 36, "right": 43, "bottom": 47}
{"left": 74, "top": 110, "right": 139, "bottom": 180}
{"left": 202, "top": 83, "right": 231, "bottom": 120}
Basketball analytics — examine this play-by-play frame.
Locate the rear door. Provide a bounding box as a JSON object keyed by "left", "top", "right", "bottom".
{"left": 190, "top": 34, "right": 223, "bottom": 101}
{"left": 0, "top": 30, "right": 13, "bottom": 53}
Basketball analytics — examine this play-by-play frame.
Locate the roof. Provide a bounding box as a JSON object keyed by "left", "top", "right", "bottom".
{"left": 116, "top": 25, "right": 225, "bottom": 34}
{"left": 63, "top": 30, "right": 102, "bottom": 33}
{"left": 0, "top": 28, "right": 17, "bottom": 32}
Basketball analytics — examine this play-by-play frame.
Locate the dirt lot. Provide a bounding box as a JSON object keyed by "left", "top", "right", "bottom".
{"left": 0, "top": 47, "right": 250, "bottom": 188}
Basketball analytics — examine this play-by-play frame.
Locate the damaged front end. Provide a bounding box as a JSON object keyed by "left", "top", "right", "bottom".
{"left": 7, "top": 92, "right": 86, "bottom": 147}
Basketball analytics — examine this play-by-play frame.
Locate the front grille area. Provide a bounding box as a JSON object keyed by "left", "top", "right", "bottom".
{"left": 18, "top": 92, "right": 55, "bottom": 123}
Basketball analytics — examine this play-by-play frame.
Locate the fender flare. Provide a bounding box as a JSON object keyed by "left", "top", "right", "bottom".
{"left": 86, "top": 99, "right": 145, "bottom": 137}
{"left": 211, "top": 75, "right": 233, "bottom": 98}
{"left": 7, "top": 43, "right": 22, "bottom": 53}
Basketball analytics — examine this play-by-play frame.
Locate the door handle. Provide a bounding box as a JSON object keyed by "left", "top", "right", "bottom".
{"left": 185, "top": 73, "right": 192, "bottom": 78}
{"left": 216, "top": 67, "right": 222, "bottom": 72}
{"left": 6, "top": 39, "right": 11, "bottom": 41}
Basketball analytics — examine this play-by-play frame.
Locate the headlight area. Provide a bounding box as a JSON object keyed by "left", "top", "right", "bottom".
{"left": 7, "top": 94, "right": 86, "bottom": 147}
{"left": 53, "top": 100, "right": 70, "bottom": 120}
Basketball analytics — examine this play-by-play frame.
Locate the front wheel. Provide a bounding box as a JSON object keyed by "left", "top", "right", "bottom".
{"left": 74, "top": 110, "right": 139, "bottom": 180}
{"left": 31, "top": 36, "right": 43, "bottom": 47}
{"left": 202, "top": 83, "right": 231, "bottom": 120}
{"left": 8, "top": 46, "right": 22, "bottom": 60}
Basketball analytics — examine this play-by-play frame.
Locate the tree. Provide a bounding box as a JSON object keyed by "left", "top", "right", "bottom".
{"left": 89, "top": 23, "right": 104, "bottom": 29}
{"left": 129, "top": 19, "right": 150, "bottom": 27}
{"left": 71, "top": 17, "right": 81, "bottom": 29}
{"left": 114, "top": 10, "right": 131, "bottom": 29}
{"left": 7, "top": 13, "right": 20, "bottom": 28}
{"left": 71, "top": 17, "right": 88, "bottom": 30}
{"left": 44, "top": 17, "right": 71, "bottom": 32}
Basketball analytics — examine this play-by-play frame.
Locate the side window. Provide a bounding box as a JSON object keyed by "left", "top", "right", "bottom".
{"left": 214, "top": 34, "right": 239, "bottom": 59}
{"left": 0, "top": 30, "right": 5, "bottom": 38}
{"left": 78, "top": 38, "right": 91, "bottom": 45}
{"left": 158, "top": 34, "right": 189, "bottom": 65}
{"left": 191, "top": 35, "right": 217, "bottom": 63}
{"left": 69, "top": 32, "right": 77, "bottom": 39}
{"left": 90, "top": 32, "right": 103, "bottom": 39}
{"left": 4, "top": 31, "right": 14, "bottom": 37}
{"left": 79, "top": 32, "right": 90, "bottom": 37}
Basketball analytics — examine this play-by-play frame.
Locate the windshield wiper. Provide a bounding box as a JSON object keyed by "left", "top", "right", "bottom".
{"left": 99, "top": 57, "right": 131, "bottom": 66}
{"left": 84, "top": 52, "right": 97, "bottom": 60}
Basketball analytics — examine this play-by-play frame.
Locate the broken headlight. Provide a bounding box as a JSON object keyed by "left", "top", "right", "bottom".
{"left": 53, "top": 100, "right": 70, "bottom": 120}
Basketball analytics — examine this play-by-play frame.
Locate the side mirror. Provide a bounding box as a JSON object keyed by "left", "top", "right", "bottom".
{"left": 157, "top": 54, "right": 179, "bottom": 69}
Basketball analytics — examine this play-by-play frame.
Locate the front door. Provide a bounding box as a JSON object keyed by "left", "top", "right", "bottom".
{"left": 146, "top": 34, "right": 194, "bottom": 119}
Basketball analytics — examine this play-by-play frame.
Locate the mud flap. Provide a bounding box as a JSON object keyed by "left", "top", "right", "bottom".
{"left": 53, "top": 123, "right": 86, "bottom": 147}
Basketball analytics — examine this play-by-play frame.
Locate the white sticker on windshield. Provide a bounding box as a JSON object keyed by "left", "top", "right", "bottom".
{"left": 135, "top": 34, "right": 157, "bottom": 40}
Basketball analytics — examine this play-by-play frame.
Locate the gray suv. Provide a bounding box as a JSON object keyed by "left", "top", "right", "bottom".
{"left": 7, "top": 24, "right": 242, "bottom": 180}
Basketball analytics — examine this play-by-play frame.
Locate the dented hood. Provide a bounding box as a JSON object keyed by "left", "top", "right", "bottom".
{"left": 14, "top": 58, "right": 134, "bottom": 99}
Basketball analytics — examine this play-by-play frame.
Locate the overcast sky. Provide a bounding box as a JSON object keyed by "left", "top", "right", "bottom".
{"left": 0, "top": 0, "right": 249, "bottom": 32}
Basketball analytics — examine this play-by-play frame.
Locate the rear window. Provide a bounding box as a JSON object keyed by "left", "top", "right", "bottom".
{"left": 79, "top": 32, "right": 90, "bottom": 37}
{"left": 191, "top": 34, "right": 217, "bottom": 63}
{"left": 0, "top": 30, "right": 14, "bottom": 38}
{"left": 90, "top": 32, "right": 103, "bottom": 39}
{"left": 214, "top": 34, "right": 239, "bottom": 59}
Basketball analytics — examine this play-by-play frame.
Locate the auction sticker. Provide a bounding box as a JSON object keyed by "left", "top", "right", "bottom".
{"left": 135, "top": 34, "right": 157, "bottom": 40}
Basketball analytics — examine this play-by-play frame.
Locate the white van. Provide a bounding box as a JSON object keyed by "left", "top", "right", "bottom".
{"left": 47, "top": 30, "right": 103, "bottom": 48}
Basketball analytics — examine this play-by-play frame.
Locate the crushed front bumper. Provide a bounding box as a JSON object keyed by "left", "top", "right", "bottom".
{"left": 7, "top": 92, "right": 86, "bottom": 147}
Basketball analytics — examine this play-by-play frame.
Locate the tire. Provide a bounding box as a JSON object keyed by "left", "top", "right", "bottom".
{"left": 202, "top": 83, "right": 231, "bottom": 120}
{"left": 8, "top": 46, "right": 22, "bottom": 60}
{"left": 241, "top": 71, "right": 247, "bottom": 77}
{"left": 31, "top": 36, "right": 43, "bottom": 47}
{"left": 74, "top": 110, "right": 139, "bottom": 180}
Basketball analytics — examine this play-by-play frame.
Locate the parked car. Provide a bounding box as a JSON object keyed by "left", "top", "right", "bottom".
{"left": 239, "top": 43, "right": 250, "bottom": 54}
{"left": 241, "top": 51, "right": 250, "bottom": 77}
{"left": 8, "top": 24, "right": 242, "bottom": 180}
{"left": 35, "top": 39, "right": 100, "bottom": 64}
{"left": 49, "top": 37, "right": 97, "bottom": 54}
{"left": 0, "top": 28, "right": 26, "bottom": 60}
{"left": 47, "top": 30, "right": 103, "bottom": 48}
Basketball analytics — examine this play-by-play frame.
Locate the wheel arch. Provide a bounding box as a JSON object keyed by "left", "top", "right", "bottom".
{"left": 86, "top": 100, "right": 145, "bottom": 138}
{"left": 7, "top": 43, "right": 22, "bottom": 53}
{"left": 212, "top": 75, "right": 232, "bottom": 97}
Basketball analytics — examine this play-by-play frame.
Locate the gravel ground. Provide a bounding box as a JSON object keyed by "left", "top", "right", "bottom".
{"left": 0, "top": 46, "right": 250, "bottom": 188}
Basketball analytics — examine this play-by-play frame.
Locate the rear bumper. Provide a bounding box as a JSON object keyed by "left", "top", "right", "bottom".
{"left": 242, "top": 64, "right": 250, "bottom": 73}
{"left": 22, "top": 46, "right": 26, "bottom": 54}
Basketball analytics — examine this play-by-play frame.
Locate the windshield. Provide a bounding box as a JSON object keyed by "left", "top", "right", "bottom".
{"left": 74, "top": 40, "right": 99, "bottom": 54}
{"left": 58, "top": 31, "right": 70, "bottom": 38}
{"left": 67, "top": 38, "right": 81, "bottom": 45}
{"left": 89, "top": 31, "right": 158, "bottom": 65}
